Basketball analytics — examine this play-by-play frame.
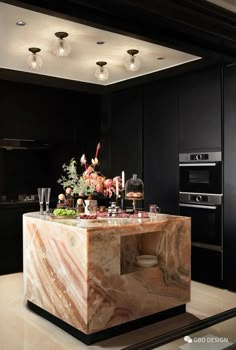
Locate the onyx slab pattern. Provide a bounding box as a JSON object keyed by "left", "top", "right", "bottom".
{"left": 23, "top": 212, "right": 191, "bottom": 341}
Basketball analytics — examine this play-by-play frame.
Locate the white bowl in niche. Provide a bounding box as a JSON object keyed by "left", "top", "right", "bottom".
{"left": 135, "top": 255, "right": 158, "bottom": 267}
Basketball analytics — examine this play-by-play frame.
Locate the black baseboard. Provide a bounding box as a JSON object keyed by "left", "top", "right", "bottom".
{"left": 122, "top": 307, "right": 236, "bottom": 350}
{"left": 27, "top": 301, "right": 185, "bottom": 345}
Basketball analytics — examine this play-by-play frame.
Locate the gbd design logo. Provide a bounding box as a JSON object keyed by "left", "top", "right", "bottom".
{"left": 184, "top": 335, "right": 193, "bottom": 343}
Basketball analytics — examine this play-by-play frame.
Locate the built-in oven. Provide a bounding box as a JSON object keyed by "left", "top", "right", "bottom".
{"left": 179, "top": 192, "right": 223, "bottom": 286}
{"left": 179, "top": 192, "right": 222, "bottom": 248}
{"left": 179, "top": 151, "right": 222, "bottom": 194}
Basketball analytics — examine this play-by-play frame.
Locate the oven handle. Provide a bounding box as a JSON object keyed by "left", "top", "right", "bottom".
{"left": 179, "top": 162, "right": 217, "bottom": 167}
{"left": 179, "top": 203, "right": 217, "bottom": 210}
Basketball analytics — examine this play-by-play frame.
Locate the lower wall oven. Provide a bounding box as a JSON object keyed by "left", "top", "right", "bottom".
{"left": 179, "top": 192, "right": 223, "bottom": 286}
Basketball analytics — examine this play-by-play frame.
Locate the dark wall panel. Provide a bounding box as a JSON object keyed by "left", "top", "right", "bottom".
{"left": 179, "top": 67, "right": 222, "bottom": 152}
{"left": 223, "top": 64, "right": 236, "bottom": 290}
{"left": 143, "top": 78, "right": 179, "bottom": 214}
{"left": 107, "top": 87, "right": 143, "bottom": 180}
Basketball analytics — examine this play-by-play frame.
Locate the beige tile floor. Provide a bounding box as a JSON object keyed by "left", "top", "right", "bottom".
{"left": 1, "top": 273, "right": 236, "bottom": 350}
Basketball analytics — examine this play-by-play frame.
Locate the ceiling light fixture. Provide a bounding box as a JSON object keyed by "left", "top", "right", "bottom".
{"left": 124, "top": 49, "right": 141, "bottom": 72}
{"left": 94, "top": 61, "right": 109, "bottom": 81}
{"left": 27, "top": 47, "right": 43, "bottom": 70}
{"left": 16, "top": 21, "right": 26, "bottom": 26}
{"left": 54, "top": 32, "right": 71, "bottom": 57}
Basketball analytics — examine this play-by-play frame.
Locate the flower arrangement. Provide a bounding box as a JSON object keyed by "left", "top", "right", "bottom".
{"left": 58, "top": 143, "right": 121, "bottom": 198}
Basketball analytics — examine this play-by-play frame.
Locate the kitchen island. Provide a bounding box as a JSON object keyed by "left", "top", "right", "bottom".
{"left": 23, "top": 212, "right": 191, "bottom": 344}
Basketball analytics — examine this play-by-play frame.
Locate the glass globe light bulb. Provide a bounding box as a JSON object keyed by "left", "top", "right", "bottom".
{"left": 54, "top": 38, "right": 71, "bottom": 57}
{"left": 27, "top": 53, "right": 43, "bottom": 70}
{"left": 95, "top": 65, "right": 109, "bottom": 81}
{"left": 125, "top": 54, "right": 141, "bottom": 72}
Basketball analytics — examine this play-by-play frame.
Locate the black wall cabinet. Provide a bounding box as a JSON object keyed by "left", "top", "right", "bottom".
{"left": 223, "top": 65, "right": 236, "bottom": 290}
{"left": 179, "top": 67, "right": 222, "bottom": 152}
{"left": 0, "top": 80, "right": 49, "bottom": 141}
{"left": 143, "top": 79, "right": 179, "bottom": 214}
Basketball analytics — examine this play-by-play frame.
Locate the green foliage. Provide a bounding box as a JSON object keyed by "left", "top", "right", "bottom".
{"left": 57, "top": 158, "right": 96, "bottom": 195}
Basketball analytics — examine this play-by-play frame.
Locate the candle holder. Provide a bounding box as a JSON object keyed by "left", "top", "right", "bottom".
{"left": 116, "top": 194, "right": 121, "bottom": 207}
{"left": 120, "top": 189, "right": 126, "bottom": 210}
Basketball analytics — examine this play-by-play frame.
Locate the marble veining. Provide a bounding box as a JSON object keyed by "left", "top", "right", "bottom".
{"left": 23, "top": 212, "right": 191, "bottom": 334}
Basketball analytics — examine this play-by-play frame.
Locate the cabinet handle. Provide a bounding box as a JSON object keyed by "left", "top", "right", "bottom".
{"left": 179, "top": 203, "right": 217, "bottom": 210}
{"left": 179, "top": 162, "right": 217, "bottom": 167}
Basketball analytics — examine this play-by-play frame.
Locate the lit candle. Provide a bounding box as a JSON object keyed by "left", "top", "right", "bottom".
{"left": 116, "top": 179, "right": 119, "bottom": 196}
{"left": 121, "top": 170, "right": 125, "bottom": 189}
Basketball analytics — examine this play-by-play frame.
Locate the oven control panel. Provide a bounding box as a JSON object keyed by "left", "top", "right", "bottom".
{"left": 190, "top": 194, "right": 208, "bottom": 203}
{"left": 190, "top": 153, "right": 208, "bottom": 161}
{"left": 179, "top": 192, "right": 222, "bottom": 206}
{"left": 179, "top": 151, "right": 222, "bottom": 163}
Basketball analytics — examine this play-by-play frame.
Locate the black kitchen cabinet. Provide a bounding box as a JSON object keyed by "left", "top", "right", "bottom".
{"left": 106, "top": 87, "right": 143, "bottom": 181}
{"left": 191, "top": 247, "right": 223, "bottom": 286}
{"left": 0, "top": 80, "right": 49, "bottom": 141}
{"left": 223, "top": 65, "right": 236, "bottom": 291}
{"left": 179, "top": 67, "right": 222, "bottom": 152}
{"left": 0, "top": 203, "right": 39, "bottom": 275}
{"left": 143, "top": 78, "right": 179, "bottom": 214}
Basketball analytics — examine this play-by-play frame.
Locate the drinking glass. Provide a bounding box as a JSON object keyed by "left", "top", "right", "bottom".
{"left": 44, "top": 188, "right": 51, "bottom": 213}
{"left": 38, "top": 188, "right": 46, "bottom": 214}
{"left": 149, "top": 204, "right": 161, "bottom": 218}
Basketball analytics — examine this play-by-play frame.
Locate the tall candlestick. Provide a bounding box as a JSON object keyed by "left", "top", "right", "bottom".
{"left": 116, "top": 179, "right": 119, "bottom": 196}
{"left": 121, "top": 170, "right": 125, "bottom": 189}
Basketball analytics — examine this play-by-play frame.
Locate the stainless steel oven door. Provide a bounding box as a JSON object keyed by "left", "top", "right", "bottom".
{"left": 179, "top": 162, "right": 222, "bottom": 194}
{"left": 179, "top": 202, "right": 222, "bottom": 248}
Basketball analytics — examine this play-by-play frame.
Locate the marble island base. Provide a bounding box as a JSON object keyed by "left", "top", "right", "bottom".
{"left": 23, "top": 212, "right": 191, "bottom": 344}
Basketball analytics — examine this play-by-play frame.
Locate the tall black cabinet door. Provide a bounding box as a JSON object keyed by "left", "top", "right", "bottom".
{"left": 179, "top": 67, "right": 222, "bottom": 152}
{"left": 105, "top": 87, "right": 143, "bottom": 180}
{"left": 143, "top": 79, "right": 179, "bottom": 214}
{"left": 224, "top": 65, "right": 236, "bottom": 290}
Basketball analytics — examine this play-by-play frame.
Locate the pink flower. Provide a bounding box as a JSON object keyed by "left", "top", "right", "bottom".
{"left": 96, "top": 183, "right": 103, "bottom": 193}
{"left": 113, "top": 176, "right": 121, "bottom": 184}
{"left": 90, "top": 172, "right": 98, "bottom": 179}
{"left": 104, "top": 188, "right": 113, "bottom": 198}
{"left": 104, "top": 178, "right": 113, "bottom": 188}
{"left": 84, "top": 166, "right": 94, "bottom": 175}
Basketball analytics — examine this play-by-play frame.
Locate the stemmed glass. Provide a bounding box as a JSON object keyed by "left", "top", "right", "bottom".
{"left": 38, "top": 188, "right": 46, "bottom": 215}
{"left": 44, "top": 188, "right": 51, "bottom": 213}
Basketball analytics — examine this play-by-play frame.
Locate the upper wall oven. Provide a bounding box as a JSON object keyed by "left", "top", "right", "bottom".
{"left": 179, "top": 151, "right": 222, "bottom": 194}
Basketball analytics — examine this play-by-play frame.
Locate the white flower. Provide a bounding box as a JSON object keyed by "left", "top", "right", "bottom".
{"left": 80, "top": 154, "right": 87, "bottom": 165}
{"left": 92, "top": 157, "right": 99, "bottom": 166}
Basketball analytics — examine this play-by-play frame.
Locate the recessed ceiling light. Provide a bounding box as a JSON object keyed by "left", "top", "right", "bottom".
{"left": 16, "top": 21, "right": 26, "bottom": 26}
{"left": 96, "top": 41, "right": 105, "bottom": 45}
{"left": 157, "top": 57, "right": 165, "bottom": 60}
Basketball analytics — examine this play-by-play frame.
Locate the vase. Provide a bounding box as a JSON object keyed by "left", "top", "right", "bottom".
{"left": 84, "top": 198, "right": 98, "bottom": 216}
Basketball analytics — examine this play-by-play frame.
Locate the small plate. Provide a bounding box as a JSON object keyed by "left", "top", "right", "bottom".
{"left": 48, "top": 213, "right": 78, "bottom": 219}
{"left": 79, "top": 218, "right": 98, "bottom": 223}
{"left": 135, "top": 260, "right": 158, "bottom": 268}
{"left": 135, "top": 255, "right": 158, "bottom": 268}
{"left": 136, "top": 255, "right": 158, "bottom": 261}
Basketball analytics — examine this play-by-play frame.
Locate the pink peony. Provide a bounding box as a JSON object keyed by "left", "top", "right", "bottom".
{"left": 104, "top": 178, "right": 113, "bottom": 188}
{"left": 84, "top": 166, "right": 94, "bottom": 176}
{"left": 96, "top": 183, "right": 103, "bottom": 193}
{"left": 113, "top": 176, "right": 121, "bottom": 185}
{"left": 90, "top": 172, "right": 98, "bottom": 179}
